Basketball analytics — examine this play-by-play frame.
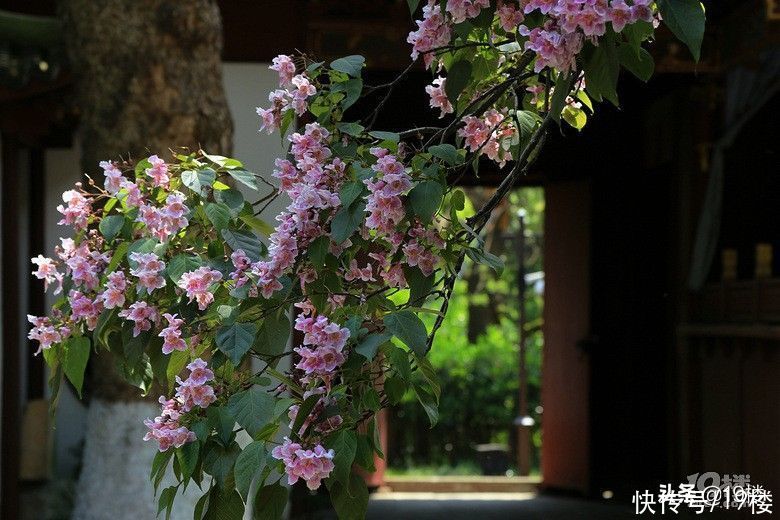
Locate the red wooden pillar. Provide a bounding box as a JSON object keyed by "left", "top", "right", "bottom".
{"left": 541, "top": 180, "right": 591, "bottom": 494}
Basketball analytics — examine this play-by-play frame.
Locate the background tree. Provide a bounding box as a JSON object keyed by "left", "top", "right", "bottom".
{"left": 59, "top": 1, "right": 232, "bottom": 517}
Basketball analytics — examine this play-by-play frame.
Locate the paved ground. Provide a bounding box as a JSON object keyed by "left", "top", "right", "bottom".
{"left": 367, "top": 493, "right": 635, "bottom": 520}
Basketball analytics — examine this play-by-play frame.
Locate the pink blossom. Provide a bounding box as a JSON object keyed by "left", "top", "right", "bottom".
{"left": 100, "top": 160, "right": 123, "bottom": 194}
{"left": 129, "top": 252, "right": 166, "bottom": 295}
{"left": 159, "top": 313, "right": 187, "bottom": 354}
{"left": 118, "top": 301, "right": 158, "bottom": 337}
{"left": 425, "top": 77, "right": 453, "bottom": 117}
{"left": 272, "top": 438, "right": 335, "bottom": 490}
{"left": 99, "top": 271, "right": 127, "bottom": 309}
{"left": 446, "top": 0, "right": 489, "bottom": 24}
{"left": 498, "top": 2, "right": 524, "bottom": 31}
{"left": 407, "top": 3, "right": 452, "bottom": 67}
{"left": 344, "top": 259, "right": 375, "bottom": 282}
{"left": 185, "top": 358, "right": 214, "bottom": 386}
{"left": 31, "top": 255, "right": 62, "bottom": 293}
{"left": 27, "top": 315, "right": 64, "bottom": 354}
{"left": 120, "top": 180, "right": 143, "bottom": 208}
{"left": 145, "top": 155, "right": 170, "bottom": 187}
{"left": 57, "top": 189, "right": 92, "bottom": 229}
{"left": 144, "top": 396, "right": 195, "bottom": 452}
{"left": 270, "top": 54, "right": 296, "bottom": 86}
{"left": 69, "top": 290, "right": 102, "bottom": 330}
{"left": 178, "top": 266, "right": 223, "bottom": 310}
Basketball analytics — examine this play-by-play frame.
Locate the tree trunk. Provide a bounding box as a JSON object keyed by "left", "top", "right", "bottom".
{"left": 60, "top": 2, "right": 232, "bottom": 517}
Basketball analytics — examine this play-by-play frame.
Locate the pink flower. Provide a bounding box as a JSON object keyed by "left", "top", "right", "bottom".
{"left": 497, "top": 2, "right": 524, "bottom": 32}
{"left": 159, "top": 313, "right": 187, "bottom": 354}
{"left": 57, "top": 189, "right": 92, "bottom": 229}
{"left": 446, "top": 0, "right": 489, "bottom": 23}
{"left": 178, "top": 266, "right": 223, "bottom": 310}
{"left": 608, "top": 0, "right": 633, "bottom": 32}
{"left": 143, "top": 396, "right": 195, "bottom": 451}
{"left": 100, "top": 160, "right": 123, "bottom": 194}
{"left": 145, "top": 155, "right": 170, "bottom": 187}
{"left": 118, "top": 301, "right": 158, "bottom": 337}
{"left": 69, "top": 290, "right": 103, "bottom": 330}
{"left": 31, "top": 255, "right": 62, "bottom": 293}
{"left": 407, "top": 3, "right": 452, "bottom": 67}
{"left": 270, "top": 54, "right": 296, "bottom": 86}
{"left": 425, "top": 77, "right": 453, "bottom": 117}
{"left": 120, "top": 180, "right": 143, "bottom": 208}
{"left": 272, "top": 438, "right": 334, "bottom": 490}
{"left": 185, "top": 358, "right": 214, "bottom": 386}
{"left": 344, "top": 259, "right": 375, "bottom": 282}
{"left": 129, "top": 252, "right": 166, "bottom": 295}
{"left": 27, "top": 315, "right": 63, "bottom": 354}
{"left": 99, "top": 271, "right": 127, "bottom": 309}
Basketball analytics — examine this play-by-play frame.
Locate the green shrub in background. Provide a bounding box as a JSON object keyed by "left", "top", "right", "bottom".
{"left": 388, "top": 188, "right": 544, "bottom": 475}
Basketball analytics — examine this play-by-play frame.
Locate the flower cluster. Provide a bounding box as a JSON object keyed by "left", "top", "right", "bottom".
{"left": 364, "top": 147, "right": 412, "bottom": 236}
{"left": 178, "top": 266, "right": 223, "bottom": 310}
{"left": 293, "top": 308, "right": 350, "bottom": 382}
{"left": 137, "top": 191, "right": 189, "bottom": 242}
{"left": 57, "top": 188, "right": 92, "bottom": 229}
{"left": 407, "top": 2, "right": 452, "bottom": 67}
{"left": 27, "top": 315, "right": 69, "bottom": 355}
{"left": 271, "top": 437, "right": 335, "bottom": 490}
{"left": 159, "top": 313, "right": 187, "bottom": 354}
{"left": 458, "top": 109, "right": 517, "bottom": 166}
{"left": 129, "top": 252, "right": 166, "bottom": 295}
{"left": 119, "top": 301, "right": 158, "bottom": 337}
{"left": 519, "top": 0, "right": 658, "bottom": 72}
{"left": 144, "top": 359, "right": 215, "bottom": 451}
{"left": 256, "top": 55, "right": 317, "bottom": 133}
{"left": 425, "top": 76, "right": 453, "bottom": 118}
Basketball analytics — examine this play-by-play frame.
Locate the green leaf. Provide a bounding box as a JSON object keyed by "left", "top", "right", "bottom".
{"left": 355, "top": 332, "right": 392, "bottom": 361}
{"left": 466, "top": 247, "right": 504, "bottom": 275}
{"left": 562, "top": 105, "right": 588, "bottom": 131}
{"left": 337, "top": 78, "right": 363, "bottom": 110}
{"left": 176, "top": 441, "right": 200, "bottom": 483}
{"left": 384, "top": 376, "right": 407, "bottom": 405}
{"left": 618, "top": 44, "right": 655, "bottom": 82}
{"left": 337, "top": 122, "right": 365, "bottom": 136}
{"left": 216, "top": 322, "right": 257, "bottom": 366}
{"left": 221, "top": 229, "right": 263, "bottom": 261}
{"left": 414, "top": 382, "right": 439, "bottom": 426}
{"left": 339, "top": 181, "right": 365, "bottom": 209}
{"left": 166, "top": 254, "right": 202, "bottom": 284}
{"left": 383, "top": 311, "right": 428, "bottom": 356}
{"left": 657, "top": 0, "right": 705, "bottom": 61}
{"left": 98, "top": 215, "right": 125, "bottom": 240}
{"left": 166, "top": 350, "right": 189, "bottom": 386}
{"left": 226, "top": 387, "right": 276, "bottom": 436}
{"left": 182, "top": 168, "right": 217, "bottom": 195}
{"left": 228, "top": 169, "right": 258, "bottom": 190}
{"left": 330, "top": 55, "right": 365, "bottom": 77}
{"left": 308, "top": 235, "right": 330, "bottom": 267}
{"left": 406, "top": 0, "right": 421, "bottom": 14}
{"left": 409, "top": 180, "right": 443, "bottom": 223}
{"left": 158, "top": 486, "right": 177, "bottom": 520}
{"left": 253, "top": 483, "right": 288, "bottom": 520}
{"left": 428, "top": 143, "right": 461, "bottom": 166}
{"left": 204, "top": 488, "right": 245, "bottom": 520}
{"left": 330, "top": 202, "right": 366, "bottom": 244}
{"left": 368, "top": 131, "right": 400, "bottom": 142}
{"left": 404, "top": 266, "right": 435, "bottom": 306}
{"left": 234, "top": 441, "right": 266, "bottom": 501}
{"left": 550, "top": 71, "right": 575, "bottom": 121}
{"left": 63, "top": 336, "right": 90, "bottom": 398}
{"left": 444, "top": 60, "right": 472, "bottom": 106}
{"left": 253, "top": 312, "right": 290, "bottom": 357}
{"left": 329, "top": 473, "right": 368, "bottom": 520}
{"left": 584, "top": 38, "right": 620, "bottom": 106}
{"left": 325, "top": 430, "right": 357, "bottom": 487}
{"left": 205, "top": 203, "right": 232, "bottom": 231}
{"left": 450, "top": 189, "right": 466, "bottom": 211}
{"left": 290, "top": 394, "right": 320, "bottom": 438}
{"left": 215, "top": 188, "right": 245, "bottom": 214}
{"left": 238, "top": 215, "right": 274, "bottom": 237}
{"left": 105, "top": 241, "right": 129, "bottom": 273}
{"left": 203, "top": 443, "right": 240, "bottom": 489}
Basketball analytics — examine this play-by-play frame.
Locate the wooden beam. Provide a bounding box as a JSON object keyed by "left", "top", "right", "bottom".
{"left": 1, "top": 133, "right": 22, "bottom": 519}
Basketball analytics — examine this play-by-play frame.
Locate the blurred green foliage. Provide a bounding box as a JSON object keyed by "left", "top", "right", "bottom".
{"left": 387, "top": 188, "right": 545, "bottom": 474}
